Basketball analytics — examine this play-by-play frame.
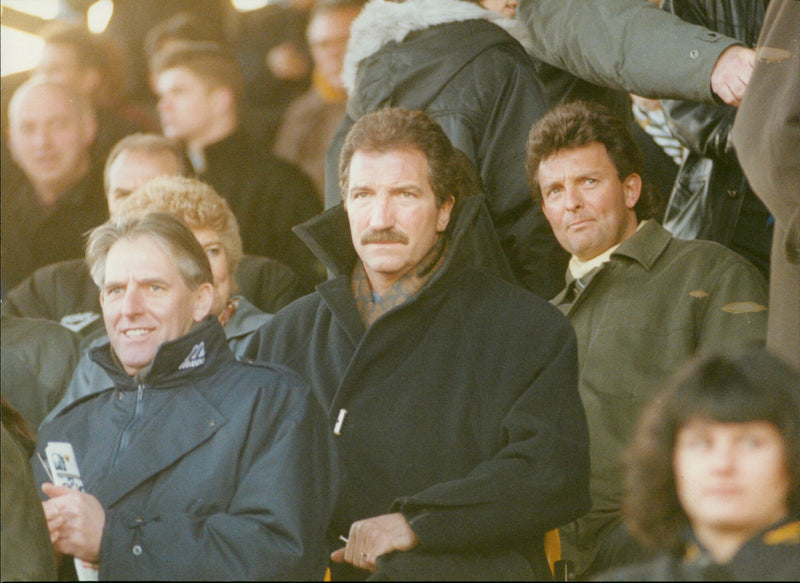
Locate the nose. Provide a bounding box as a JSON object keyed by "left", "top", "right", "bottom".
{"left": 120, "top": 286, "right": 145, "bottom": 318}
{"left": 157, "top": 94, "right": 171, "bottom": 115}
{"left": 368, "top": 194, "right": 394, "bottom": 230}
{"left": 564, "top": 184, "right": 584, "bottom": 211}
{"left": 708, "top": 440, "right": 736, "bottom": 473}
{"left": 31, "top": 126, "right": 52, "bottom": 149}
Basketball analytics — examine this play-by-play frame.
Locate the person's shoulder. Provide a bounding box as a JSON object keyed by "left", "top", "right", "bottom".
{"left": 225, "top": 356, "right": 321, "bottom": 419}
{"left": 233, "top": 357, "right": 309, "bottom": 388}
{"left": 455, "top": 269, "right": 571, "bottom": 328}
{"left": 26, "top": 258, "right": 89, "bottom": 283}
{"left": 663, "top": 234, "right": 766, "bottom": 279}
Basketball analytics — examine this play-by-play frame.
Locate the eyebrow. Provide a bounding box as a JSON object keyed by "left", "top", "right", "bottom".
{"left": 103, "top": 277, "right": 170, "bottom": 291}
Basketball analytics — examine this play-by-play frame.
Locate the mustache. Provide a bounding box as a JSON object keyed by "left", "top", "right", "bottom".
{"left": 360, "top": 229, "right": 409, "bottom": 245}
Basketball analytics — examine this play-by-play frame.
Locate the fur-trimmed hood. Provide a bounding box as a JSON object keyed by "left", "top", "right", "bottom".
{"left": 342, "top": 0, "right": 534, "bottom": 94}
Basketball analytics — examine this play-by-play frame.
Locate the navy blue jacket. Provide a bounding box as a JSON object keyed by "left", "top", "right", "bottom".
{"left": 35, "top": 317, "right": 338, "bottom": 580}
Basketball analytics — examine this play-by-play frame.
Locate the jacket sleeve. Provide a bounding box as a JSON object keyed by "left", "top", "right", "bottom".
{"left": 694, "top": 253, "right": 768, "bottom": 353}
{"left": 2, "top": 426, "right": 57, "bottom": 580}
{"left": 96, "top": 381, "right": 339, "bottom": 581}
{"left": 518, "top": 0, "right": 740, "bottom": 102}
{"left": 659, "top": 0, "right": 740, "bottom": 162}
{"left": 1, "top": 271, "right": 57, "bottom": 320}
{"left": 391, "top": 319, "right": 590, "bottom": 552}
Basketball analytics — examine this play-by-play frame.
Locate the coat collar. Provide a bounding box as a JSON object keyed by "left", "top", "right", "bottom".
{"left": 296, "top": 195, "right": 515, "bottom": 338}
{"left": 551, "top": 220, "right": 673, "bottom": 305}
{"left": 611, "top": 220, "right": 673, "bottom": 271}
{"left": 293, "top": 195, "right": 515, "bottom": 284}
{"left": 90, "top": 316, "right": 234, "bottom": 390}
{"left": 342, "top": 0, "right": 533, "bottom": 93}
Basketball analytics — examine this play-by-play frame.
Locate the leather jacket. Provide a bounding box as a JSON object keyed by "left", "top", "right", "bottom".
{"left": 660, "top": 1, "right": 769, "bottom": 264}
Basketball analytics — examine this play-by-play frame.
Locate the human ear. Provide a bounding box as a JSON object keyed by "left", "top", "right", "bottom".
{"left": 623, "top": 174, "right": 642, "bottom": 209}
{"left": 436, "top": 196, "right": 455, "bottom": 232}
{"left": 192, "top": 283, "right": 215, "bottom": 321}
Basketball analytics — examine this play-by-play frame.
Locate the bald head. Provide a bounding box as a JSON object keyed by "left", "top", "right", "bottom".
{"left": 103, "top": 133, "right": 190, "bottom": 217}
{"left": 7, "top": 78, "right": 97, "bottom": 205}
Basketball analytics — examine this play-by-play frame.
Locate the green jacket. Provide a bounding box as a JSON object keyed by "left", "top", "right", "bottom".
{"left": 551, "top": 221, "right": 768, "bottom": 575}
{"left": 1, "top": 424, "right": 57, "bottom": 581}
{"left": 518, "top": 0, "right": 740, "bottom": 102}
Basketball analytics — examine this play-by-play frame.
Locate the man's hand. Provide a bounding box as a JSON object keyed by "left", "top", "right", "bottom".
{"left": 41, "top": 483, "right": 105, "bottom": 562}
{"left": 710, "top": 45, "right": 755, "bottom": 107}
{"left": 330, "top": 512, "right": 419, "bottom": 573}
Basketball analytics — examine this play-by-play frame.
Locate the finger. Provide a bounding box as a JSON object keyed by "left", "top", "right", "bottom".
{"left": 45, "top": 511, "right": 63, "bottom": 528}
{"left": 42, "top": 483, "right": 74, "bottom": 498}
{"left": 717, "top": 85, "right": 737, "bottom": 107}
{"left": 47, "top": 518, "right": 62, "bottom": 544}
{"left": 363, "top": 552, "right": 378, "bottom": 573}
{"left": 42, "top": 500, "right": 59, "bottom": 520}
{"left": 344, "top": 523, "right": 360, "bottom": 565}
{"left": 330, "top": 547, "right": 346, "bottom": 563}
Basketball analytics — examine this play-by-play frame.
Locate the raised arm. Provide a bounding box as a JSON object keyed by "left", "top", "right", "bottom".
{"left": 518, "top": 0, "right": 746, "bottom": 104}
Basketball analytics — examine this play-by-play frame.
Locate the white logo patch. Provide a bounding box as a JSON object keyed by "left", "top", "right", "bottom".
{"left": 178, "top": 342, "right": 206, "bottom": 370}
{"left": 60, "top": 312, "right": 101, "bottom": 332}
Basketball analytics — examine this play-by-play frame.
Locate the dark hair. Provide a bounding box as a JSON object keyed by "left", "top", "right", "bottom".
{"left": 339, "top": 107, "right": 480, "bottom": 211}
{"left": 526, "top": 100, "right": 658, "bottom": 220}
{"left": 623, "top": 348, "right": 800, "bottom": 556}
{"left": 150, "top": 41, "right": 245, "bottom": 110}
{"left": 104, "top": 133, "right": 192, "bottom": 194}
{"left": 144, "top": 12, "right": 223, "bottom": 63}
{"left": 86, "top": 212, "right": 213, "bottom": 290}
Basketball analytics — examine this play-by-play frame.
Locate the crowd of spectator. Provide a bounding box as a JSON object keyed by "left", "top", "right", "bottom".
{"left": 1, "top": 0, "right": 797, "bottom": 581}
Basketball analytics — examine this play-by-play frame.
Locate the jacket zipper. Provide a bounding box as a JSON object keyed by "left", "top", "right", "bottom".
{"left": 112, "top": 384, "right": 145, "bottom": 467}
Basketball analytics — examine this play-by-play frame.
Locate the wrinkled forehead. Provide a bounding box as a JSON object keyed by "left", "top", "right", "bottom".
{"left": 104, "top": 234, "right": 179, "bottom": 279}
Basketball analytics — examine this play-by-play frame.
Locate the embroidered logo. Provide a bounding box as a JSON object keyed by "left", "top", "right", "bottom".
{"left": 60, "top": 312, "right": 101, "bottom": 332}
{"left": 178, "top": 342, "right": 206, "bottom": 370}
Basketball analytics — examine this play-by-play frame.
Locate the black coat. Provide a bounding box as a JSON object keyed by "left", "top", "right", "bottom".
{"left": 246, "top": 197, "right": 590, "bottom": 579}
{"left": 0, "top": 166, "right": 107, "bottom": 290}
{"left": 200, "top": 128, "right": 324, "bottom": 289}
{"left": 34, "top": 317, "right": 338, "bottom": 580}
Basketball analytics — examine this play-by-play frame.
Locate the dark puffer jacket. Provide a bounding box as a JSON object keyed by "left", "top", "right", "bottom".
{"left": 325, "top": 0, "right": 566, "bottom": 299}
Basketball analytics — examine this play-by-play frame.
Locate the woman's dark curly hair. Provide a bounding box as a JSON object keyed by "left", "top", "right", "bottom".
{"left": 623, "top": 348, "right": 799, "bottom": 556}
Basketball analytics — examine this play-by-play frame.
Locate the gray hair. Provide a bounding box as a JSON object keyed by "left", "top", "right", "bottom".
{"left": 86, "top": 212, "right": 213, "bottom": 290}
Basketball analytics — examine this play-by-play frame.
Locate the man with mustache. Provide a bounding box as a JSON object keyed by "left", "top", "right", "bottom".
{"left": 247, "top": 107, "right": 591, "bottom": 580}
{"left": 526, "top": 101, "right": 769, "bottom": 579}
